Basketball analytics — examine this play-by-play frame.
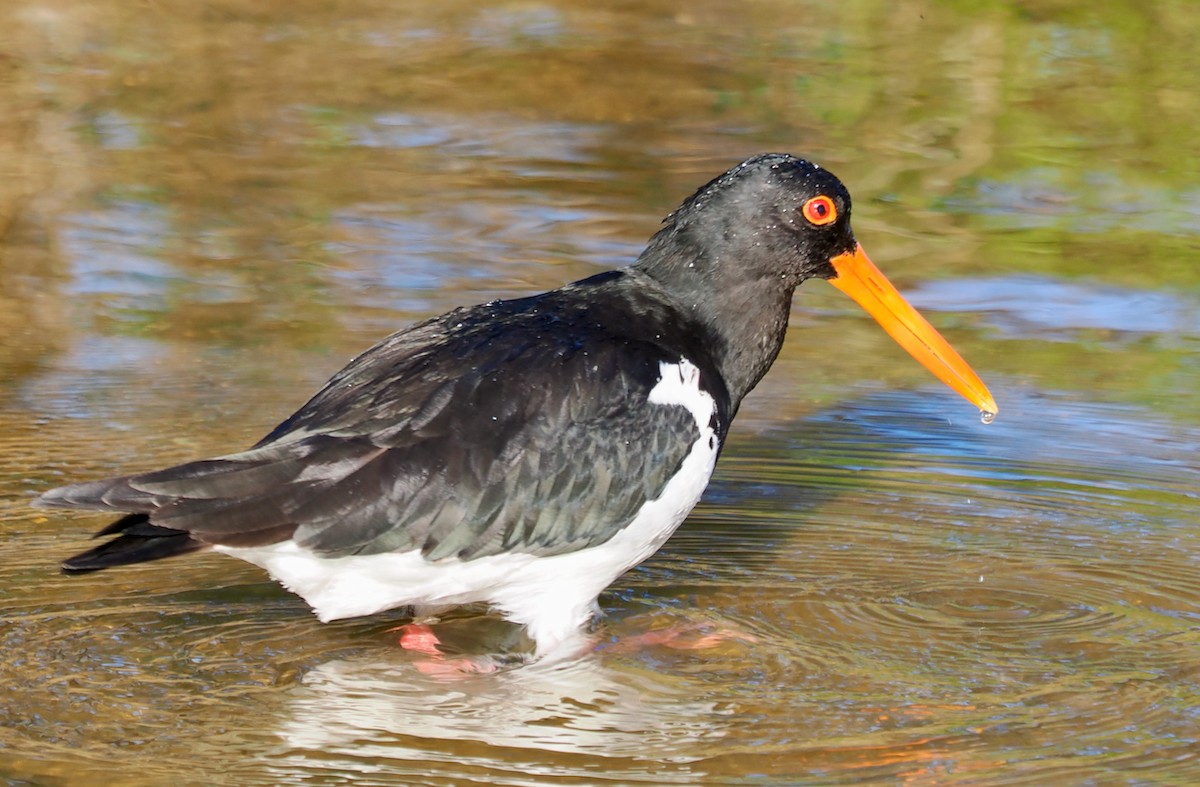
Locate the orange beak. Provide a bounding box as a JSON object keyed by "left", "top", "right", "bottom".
{"left": 828, "top": 243, "right": 998, "bottom": 419}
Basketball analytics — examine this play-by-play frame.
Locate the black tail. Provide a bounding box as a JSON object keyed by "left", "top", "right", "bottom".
{"left": 61, "top": 513, "right": 204, "bottom": 573}
{"left": 40, "top": 439, "right": 333, "bottom": 570}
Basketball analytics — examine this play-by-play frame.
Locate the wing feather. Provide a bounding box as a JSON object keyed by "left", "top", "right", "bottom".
{"left": 42, "top": 271, "right": 731, "bottom": 564}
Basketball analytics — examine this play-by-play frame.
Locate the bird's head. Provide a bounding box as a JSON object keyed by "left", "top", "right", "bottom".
{"left": 637, "top": 153, "right": 997, "bottom": 420}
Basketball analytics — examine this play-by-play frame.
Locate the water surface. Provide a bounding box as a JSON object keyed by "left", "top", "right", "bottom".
{"left": 2, "top": 1, "right": 1198, "bottom": 783}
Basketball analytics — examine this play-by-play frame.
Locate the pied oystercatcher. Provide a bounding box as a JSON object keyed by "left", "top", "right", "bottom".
{"left": 37, "top": 154, "right": 997, "bottom": 660}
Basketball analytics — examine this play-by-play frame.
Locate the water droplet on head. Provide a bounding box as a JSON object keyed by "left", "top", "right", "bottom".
{"left": 979, "top": 409, "right": 996, "bottom": 425}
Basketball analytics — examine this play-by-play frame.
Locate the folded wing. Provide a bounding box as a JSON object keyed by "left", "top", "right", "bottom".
{"left": 41, "top": 278, "right": 726, "bottom": 571}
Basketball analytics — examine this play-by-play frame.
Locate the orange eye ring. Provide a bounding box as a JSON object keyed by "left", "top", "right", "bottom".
{"left": 801, "top": 195, "right": 837, "bottom": 226}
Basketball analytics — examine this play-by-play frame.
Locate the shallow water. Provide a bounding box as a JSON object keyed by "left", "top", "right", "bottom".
{"left": 3, "top": 1, "right": 1199, "bottom": 784}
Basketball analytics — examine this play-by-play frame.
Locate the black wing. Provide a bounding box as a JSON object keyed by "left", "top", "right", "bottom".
{"left": 41, "top": 271, "right": 731, "bottom": 568}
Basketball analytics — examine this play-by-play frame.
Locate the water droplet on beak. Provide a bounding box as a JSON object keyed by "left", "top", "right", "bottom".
{"left": 980, "top": 410, "right": 996, "bottom": 425}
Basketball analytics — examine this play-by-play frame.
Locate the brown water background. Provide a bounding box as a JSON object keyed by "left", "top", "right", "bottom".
{"left": 2, "top": 1, "right": 1199, "bottom": 784}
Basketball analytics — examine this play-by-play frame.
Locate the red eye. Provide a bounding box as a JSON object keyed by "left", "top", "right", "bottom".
{"left": 801, "top": 195, "right": 837, "bottom": 226}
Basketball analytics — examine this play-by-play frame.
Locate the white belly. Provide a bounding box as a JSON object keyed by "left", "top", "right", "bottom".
{"left": 217, "top": 358, "right": 719, "bottom": 657}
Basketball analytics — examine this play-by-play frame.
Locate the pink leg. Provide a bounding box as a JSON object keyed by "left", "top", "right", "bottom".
{"left": 394, "top": 622, "right": 443, "bottom": 656}
{"left": 391, "top": 622, "right": 504, "bottom": 677}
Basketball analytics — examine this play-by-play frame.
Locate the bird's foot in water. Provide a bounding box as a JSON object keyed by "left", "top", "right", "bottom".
{"left": 602, "top": 621, "right": 759, "bottom": 653}
{"left": 394, "top": 622, "right": 443, "bottom": 656}
{"left": 391, "top": 620, "right": 527, "bottom": 676}
{"left": 392, "top": 622, "right": 501, "bottom": 675}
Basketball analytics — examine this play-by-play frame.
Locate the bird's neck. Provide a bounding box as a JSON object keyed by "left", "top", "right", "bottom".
{"left": 698, "top": 277, "right": 795, "bottom": 411}
{"left": 633, "top": 230, "right": 797, "bottom": 410}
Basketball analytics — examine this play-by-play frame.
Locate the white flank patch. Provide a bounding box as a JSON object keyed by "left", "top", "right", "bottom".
{"left": 217, "top": 358, "right": 719, "bottom": 659}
